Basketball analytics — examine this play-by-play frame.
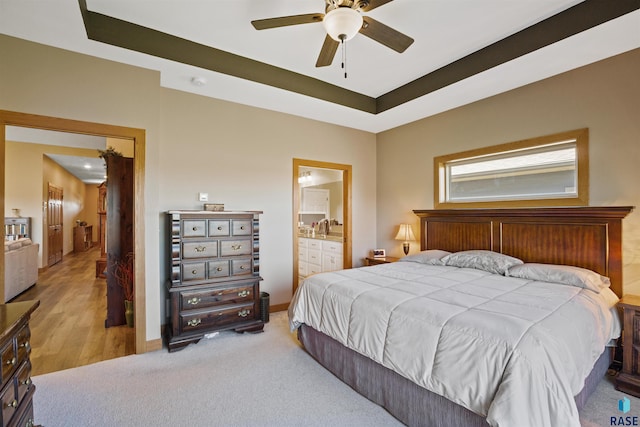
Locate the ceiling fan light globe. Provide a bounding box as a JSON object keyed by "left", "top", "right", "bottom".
{"left": 323, "top": 7, "right": 363, "bottom": 41}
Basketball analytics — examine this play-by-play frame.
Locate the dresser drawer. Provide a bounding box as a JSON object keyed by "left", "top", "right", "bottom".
{"left": 181, "top": 262, "right": 206, "bottom": 282}
{"left": 208, "top": 220, "right": 230, "bottom": 237}
{"left": 180, "top": 302, "right": 256, "bottom": 333}
{"left": 15, "top": 361, "right": 32, "bottom": 406}
{"left": 182, "top": 241, "right": 218, "bottom": 259}
{"left": 0, "top": 378, "right": 18, "bottom": 426}
{"left": 183, "top": 220, "right": 206, "bottom": 237}
{"left": 232, "top": 220, "right": 252, "bottom": 236}
{"left": 220, "top": 239, "right": 251, "bottom": 256}
{"left": 231, "top": 258, "right": 252, "bottom": 276}
{"left": 180, "top": 284, "right": 255, "bottom": 311}
{"left": 0, "top": 340, "right": 17, "bottom": 382}
{"left": 208, "top": 260, "right": 230, "bottom": 279}
{"left": 15, "top": 325, "right": 31, "bottom": 366}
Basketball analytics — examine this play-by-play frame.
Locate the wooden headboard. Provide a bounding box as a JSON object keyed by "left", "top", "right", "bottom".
{"left": 413, "top": 207, "right": 634, "bottom": 297}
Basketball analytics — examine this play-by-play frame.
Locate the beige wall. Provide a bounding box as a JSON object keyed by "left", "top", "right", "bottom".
{"left": 377, "top": 48, "right": 640, "bottom": 295}
{"left": 5, "top": 140, "right": 100, "bottom": 266}
{"left": 0, "top": 35, "right": 378, "bottom": 343}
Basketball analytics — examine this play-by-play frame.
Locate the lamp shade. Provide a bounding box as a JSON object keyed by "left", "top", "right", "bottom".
{"left": 323, "top": 7, "right": 363, "bottom": 41}
{"left": 394, "top": 224, "right": 416, "bottom": 242}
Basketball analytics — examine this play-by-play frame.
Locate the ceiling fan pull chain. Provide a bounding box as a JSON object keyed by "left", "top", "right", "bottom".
{"left": 341, "top": 37, "right": 347, "bottom": 79}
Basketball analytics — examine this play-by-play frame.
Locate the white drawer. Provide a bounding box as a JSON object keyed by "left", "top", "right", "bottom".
{"left": 298, "top": 246, "right": 308, "bottom": 261}
{"left": 322, "top": 254, "right": 343, "bottom": 272}
{"left": 308, "top": 240, "right": 322, "bottom": 250}
{"left": 322, "top": 241, "right": 343, "bottom": 254}
{"left": 298, "top": 261, "right": 308, "bottom": 277}
{"left": 307, "top": 249, "right": 322, "bottom": 266}
{"left": 298, "top": 238, "right": 309, "bottom": 248}
{"left": 308, "top": 263, "right": 322, "bottom": 275}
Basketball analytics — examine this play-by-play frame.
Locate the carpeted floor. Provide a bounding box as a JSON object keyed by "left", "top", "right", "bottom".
{"left": 33, "top": 311, "right": 639, "bottom": 426}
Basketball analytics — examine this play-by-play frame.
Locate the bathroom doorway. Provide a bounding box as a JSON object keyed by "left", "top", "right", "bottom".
{"left": 293, "top": 158, "right": 352, "bottom": 295}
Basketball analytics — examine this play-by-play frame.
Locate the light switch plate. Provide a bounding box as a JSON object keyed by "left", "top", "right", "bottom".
{"left": 198, "top": 192, "right": 208, "bottom": 202}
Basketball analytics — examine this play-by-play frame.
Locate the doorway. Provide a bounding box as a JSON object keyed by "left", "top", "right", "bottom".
{"left": 0, "top": 109, "right": 147, "bottom": 354}
{"left": 293, "top": 158, "right": 352, "bottom": 295}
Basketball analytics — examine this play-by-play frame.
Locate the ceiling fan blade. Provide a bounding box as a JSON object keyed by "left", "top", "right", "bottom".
{"left": 315, "top": 35, "right": 339, "bottom": 67}
{"left": 359, "top": 0, "right": 395, "bottom": 12}
{"left": 251, "top": 13, "right": 324, "bottom": 30}
{"left": 359, "top": 16, "right": 414, "bottom": 53}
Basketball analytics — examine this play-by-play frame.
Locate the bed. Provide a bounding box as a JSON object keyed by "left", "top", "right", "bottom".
{"left": 288, "top": 206, "right": 634, "bottom": 427}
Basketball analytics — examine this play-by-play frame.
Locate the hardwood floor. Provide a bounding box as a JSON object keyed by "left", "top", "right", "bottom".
{"left": 12, "top": 245, "right": 135, "bottom": 376}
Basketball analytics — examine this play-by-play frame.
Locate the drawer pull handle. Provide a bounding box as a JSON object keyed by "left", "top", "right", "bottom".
{"left": 237, "top": 290, "right": 249, "bottom": 298}
{"left": 231, "top": 244, "right": 242, "bottom": 251}
{"left": 187, "top": 319, "right": 201, "bottom": 327}
{"left": 20, "top": 341, "right": 30, "bottom": 351}
{"left": 216, "top": 267, "right": 223, "bottom": 272}
{"left": 5, "top": 399, "right": 17, "bottom": 409}
{"left": 194, "top": 246, "right": 206, "bottom": 253}
{"left": 192, "top": 226, "right": 198, "bottom": 231}
{"left": 238, "top": 309, "right": 250, "bottom": 318}
{"left": 22, "top": 377, "right": 32, "bottom": 386}
{"left": 6, "top": 357, "right": 15, "bottom": 366}
{"left": 239, "top": 265, "right": 246, "bottom": 270}
{"left": 240, "top": 225, "right": 245, "bottom": 230}
{"left": 187, "top": 297, "right": 201, "bottom": 306}
{"left": 191, "top": 269, "right": 198, "bottom": 275}
{"left": 217, "top": 226, "right": 223, "bottom": 230}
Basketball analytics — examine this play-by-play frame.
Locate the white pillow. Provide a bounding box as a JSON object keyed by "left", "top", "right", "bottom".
{"left": 442, "top": 250, "right": 523, "bottom": 275}
{"left": 398, "top": 250, "right": 451, "bottom": 265}
{"left": 506, "top": 263, "right": 610, "bottom": 293}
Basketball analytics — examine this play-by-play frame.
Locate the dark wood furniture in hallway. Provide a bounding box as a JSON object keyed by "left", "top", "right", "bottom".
{"left": 12, "top": 246, "right": 134, "bottom": 376}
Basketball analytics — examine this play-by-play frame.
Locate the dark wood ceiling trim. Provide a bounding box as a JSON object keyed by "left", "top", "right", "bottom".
{"left": 78, "top": 2, "right": 376, "bottom": 114}
{"left": 377, "top": 0, "right": 640, "bottom": 113}
{"left": 78, "top": 0, "right": 639, "bottom": 116}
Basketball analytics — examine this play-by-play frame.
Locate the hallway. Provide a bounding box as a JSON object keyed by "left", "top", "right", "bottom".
{"left": 13, "top": 245, "right": 135, "bottom": 376}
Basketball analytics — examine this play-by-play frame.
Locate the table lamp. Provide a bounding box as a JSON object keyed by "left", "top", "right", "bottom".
{"left": 395, "top": 224, "right": 416, "bottom": 255}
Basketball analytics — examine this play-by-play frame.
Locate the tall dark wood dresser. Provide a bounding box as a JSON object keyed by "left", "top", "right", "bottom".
{"left": 0, "top": 300, "right": 39, "bottom": 427}
{"left": 165, "top": 211, "right": 264, "bottom": 352}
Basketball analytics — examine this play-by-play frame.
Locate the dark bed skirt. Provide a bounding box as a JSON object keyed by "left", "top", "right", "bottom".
{"left": 298, "top": 324, "right": 611, "bottom": 426}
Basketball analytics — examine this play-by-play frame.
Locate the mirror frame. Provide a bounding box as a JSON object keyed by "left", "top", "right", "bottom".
{"left": 292, "top": 158, "right": 352, "bottom": 296}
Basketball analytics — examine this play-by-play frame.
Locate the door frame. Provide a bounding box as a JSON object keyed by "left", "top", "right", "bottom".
{"left": 292, "top": 158, "right": 352, "bottom": 295}
{"left": 0, "top": 110, "right": 147, "bottom": 354}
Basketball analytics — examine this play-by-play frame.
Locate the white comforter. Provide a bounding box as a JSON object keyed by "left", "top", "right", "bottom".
{"left": 289, "top": 261, "right": 620, "bottom": 427}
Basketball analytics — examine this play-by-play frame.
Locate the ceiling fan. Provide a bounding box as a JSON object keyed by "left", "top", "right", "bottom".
{"left": 251, "top": 0, "right": 414, "bottom": 68}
